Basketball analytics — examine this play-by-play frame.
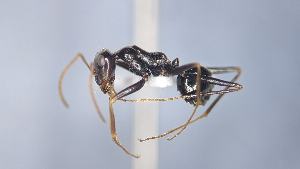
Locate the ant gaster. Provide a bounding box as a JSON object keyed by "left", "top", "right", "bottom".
{"left": 59, "top": 45, "right": 243, "bottom": 158}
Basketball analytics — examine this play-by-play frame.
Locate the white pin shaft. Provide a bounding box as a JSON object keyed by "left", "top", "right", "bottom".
{"left": 133, "top": 0, "right": 159, "bottom": 169}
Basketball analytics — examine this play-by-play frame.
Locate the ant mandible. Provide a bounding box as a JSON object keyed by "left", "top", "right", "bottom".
{"left": 58, "top": 45, "right": 243, "bottom": 158}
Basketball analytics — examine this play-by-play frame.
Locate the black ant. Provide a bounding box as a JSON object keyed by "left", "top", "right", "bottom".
{"left": 58, "top": 45, "right": 243, "bottom": 158}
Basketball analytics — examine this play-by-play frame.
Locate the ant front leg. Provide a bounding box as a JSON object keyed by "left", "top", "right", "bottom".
{"left": 108, "top": 76, "right": 147, "bottom": 158}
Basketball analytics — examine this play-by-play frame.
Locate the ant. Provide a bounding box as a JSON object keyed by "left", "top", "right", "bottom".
{"left": 58, "top": 45, "right": 243, "bottom": 158}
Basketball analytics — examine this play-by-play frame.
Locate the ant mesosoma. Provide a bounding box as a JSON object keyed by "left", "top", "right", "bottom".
{"left": 58, "top": 45, "right": 243, "bottom": 158}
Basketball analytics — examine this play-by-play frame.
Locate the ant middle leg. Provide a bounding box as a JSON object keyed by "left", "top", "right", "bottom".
{"left": 118, "top": 88, "right": 238, "bottom": 103}
{"left": 138, "top": 66, "right": 242, "bottom": 142}
{"left": 137, "top": 91, "right": 240, "bottom": 142}
{"left": 137, "top": 90, "right": 220, "bottom": 142}
{"left": 128, "top": 63, "right": 203, "bottom": 142}
{"left": 168, "top": 66, "right": 242, "bottom": 132}
{"left": 165, "top": 63, "right": 202, "bottom": 140}
{"left": 166, "top": 66, "right": 243, "bottom": 140}
{"left": 207, "top": 66, "right": 241, "bottom": 76}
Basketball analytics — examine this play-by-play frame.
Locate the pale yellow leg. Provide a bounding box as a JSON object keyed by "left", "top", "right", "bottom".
{"left": 166, "top": 64, "right": 202, "bottom": 140}
{"left": 109, "top": 97, "right": 140, "bottom": 158}
{"left": 139, "top": 66, "right": 242, "bottom": 142}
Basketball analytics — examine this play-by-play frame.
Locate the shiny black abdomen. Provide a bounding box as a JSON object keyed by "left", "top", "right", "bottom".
{"left": 177, "top": 67, "right": 214, "bottom": 106}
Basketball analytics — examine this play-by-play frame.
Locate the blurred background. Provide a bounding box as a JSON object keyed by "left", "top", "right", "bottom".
{"left": 0, "top": 0, "right": 299, "bottom": 169}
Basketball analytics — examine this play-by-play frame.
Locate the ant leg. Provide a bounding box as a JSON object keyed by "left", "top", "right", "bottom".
{"left": 169, "top": 67, "right": 242, "bottom": 132}
{"left": 58, "top": 53, "right": 90, "bottom": 108}
{"left": 119, "top": 67, "right": 242, "bottom": 104}
{"left": 139, "top": 67, "right": 242, "bottom": 142}
{"left": 138, "top": 97, "right": 235, "bottom": 142}
{"left": 139, "top": 106, "right": 199, "bottom": 142}
{"left": 109, "top": 98, "right": 140, "bottom": 158}
{"left": 108, "top": 77, "right": 147, "bottom": 158}
{"left": 207, "top": 66, "right": 241, "bottom": 75}
{"left": 136, "top": 85, "right": 242, "bottom": 142}
{"left": 119, "top": 95, "right": 190, "bottom": 102}
{"left": 88, "top": 64, "right": 106, "bottom": 122}
{"left": 165, "top": 63, "right": 202, "bottom": 140}
{"left": 119, "top": 88, "right": 240, "bottom": 103}
{"left": 134, "top": 63, "right": 203, "bottom": 142}
{"left": 166, "top": 66, "right": 243, "bottom": 140}
{"left": 112, "top": 77, "right": 147, "bottom": 100}
{"left": 139, "top": 124, "right": 184, "bottom": 142}
{"left": 119, "top": 75, "right": 242, "bottom": 103}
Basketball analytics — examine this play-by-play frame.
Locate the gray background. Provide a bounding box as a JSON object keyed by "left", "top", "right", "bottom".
{"left": 0, "top": 0, "right": 299, "bottom": 169}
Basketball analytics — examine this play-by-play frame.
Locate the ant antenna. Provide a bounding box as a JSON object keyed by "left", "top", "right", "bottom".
{"left": 58, "top": 53, "right": 105, "bottom": 123}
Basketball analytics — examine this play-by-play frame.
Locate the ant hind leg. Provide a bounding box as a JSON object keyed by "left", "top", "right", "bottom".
{"left": 166, "top": 63, "right": 202, "bottom": 140}
{"left": 139, "top": 66, "right": 242, "bottom": 142}
{"left": 139, "top": 63, "right": 202, "bottom": 142}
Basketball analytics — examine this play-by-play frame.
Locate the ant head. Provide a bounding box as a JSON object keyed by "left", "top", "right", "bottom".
{"left": 93, "top": 49, "right": 116, "bottom": 94}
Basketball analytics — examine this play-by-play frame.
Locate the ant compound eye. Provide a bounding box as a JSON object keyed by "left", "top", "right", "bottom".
{"left": 94, "top": 54, "right": 106, "bottom": 68}
{"left": 94, "top": 49, "right": 112, "bottom": 68}
{"left": 99, "top": 55, "right": 106, "bottom": 67}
